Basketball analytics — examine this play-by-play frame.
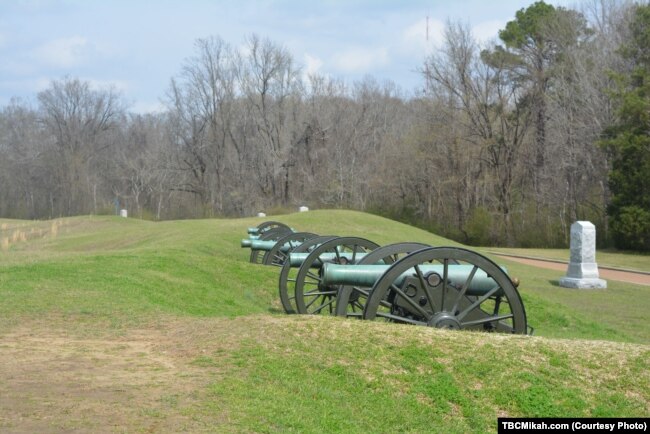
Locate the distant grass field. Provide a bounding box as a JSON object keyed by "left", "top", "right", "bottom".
{"left": 0, "top": 211, "right": 647, "bottom": 432}
{"left": 488, "top": 247, "right": 650, "bottom": 272}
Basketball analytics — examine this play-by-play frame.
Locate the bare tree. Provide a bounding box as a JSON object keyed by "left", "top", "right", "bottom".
{"left": 0, "top": 99, "right": 49, "bottom": 218}
{"left": 424, "top": 22, "right": 531, "bottom": 244}
{"left": 37, "top": 77, "right": 125, "bottom": 215}
{"left": 239, "top": 34, "right": 303, "bottom": 206}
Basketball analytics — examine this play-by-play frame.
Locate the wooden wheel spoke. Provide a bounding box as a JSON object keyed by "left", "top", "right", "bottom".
{"left": 390, "top": 283, "right": 431, "bottom": 319}
{"left": 450, "top": 265, "right": 478, "bottom": 314}
{"left": 460, "top": 313, "right": 514, "bottom": 327}
{"left": 306, "top": 293, "right": 329, "bottom": 310}
{"left": 414, "top": 264, "right": 438, "bottom": 312}
{"left": 352, "top": 286, "right": 369, "bottom": 297}
{"left": 441, "top": 258, "right": 449, "bottom": 311}
{"left": 457, "top": 285, "right": 501, "bottom": 321}
{"left": 312, "top": 297, "right": 336, "bottom": 314}
{"left": 334, "top": 247, "right": 342, "bottom": 264}
{"left": 376, "top": 311, "right": 427, "bottom": 325}
{"left": 306, "top": 271, "right": 321, "bottom": 281}
{"left": 305, "top": 290, "right": 337, "bottom": 297}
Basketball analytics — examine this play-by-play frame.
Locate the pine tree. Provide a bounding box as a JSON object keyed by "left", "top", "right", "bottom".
{"left": 601, "top": 5, "right": 650, "bottom": 251}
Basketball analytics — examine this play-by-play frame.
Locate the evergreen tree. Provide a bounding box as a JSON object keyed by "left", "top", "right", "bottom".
{"left": 601, "top": 4, "right": 650, "bottom": 251}
{"left": 482, "top": 2, "right": 591, "bottom": 202}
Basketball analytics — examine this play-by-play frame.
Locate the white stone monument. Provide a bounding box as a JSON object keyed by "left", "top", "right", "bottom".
{"left": 120, "top": 209, "right": 128, "bottom": 218}
{"left": 299, "top": 206, "right": 309, "bottom": 212}
{"left": 559, "top": 221, "right": 607, "bottom": 289}
{"left": 257, "top": 212, "right": 266, "bottom": 218}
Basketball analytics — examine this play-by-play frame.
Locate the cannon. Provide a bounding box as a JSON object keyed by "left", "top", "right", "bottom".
{"left": 284, "top": 240, "right": 430, "bottom": 316}
{"left": 258, "top": 232, "right": 318, "bottom": 266}
{"left": 331, "top": 242, "right": 430, "bottom": 317}
{"left": 239, "top": 224, "right": 530, "bottom": 334}
{"left": 281, "top": 237, "right": 380, "bottom": 315}
{"left": 277, "top": 236, "right": 373, "bottom": 314}
{"left": 292, "top": 241, "right": 432, "bottom": 316}
{"left": 247, "top": 221, "right": 292, "bottom": 236}
{"left": 243, "top": 222, "right": 295, "bottom": 264}
{"left": 315, "top": 247, "right": 527, "bottom": 334}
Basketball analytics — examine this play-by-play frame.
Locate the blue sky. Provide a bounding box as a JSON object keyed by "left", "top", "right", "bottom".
{"left": 0, "top": 0, "right": 574, "bottom": 113}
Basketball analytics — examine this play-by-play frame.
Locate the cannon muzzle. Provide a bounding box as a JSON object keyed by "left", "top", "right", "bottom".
{"left": 241, "top": 239, "right": 253, "bottom": 248}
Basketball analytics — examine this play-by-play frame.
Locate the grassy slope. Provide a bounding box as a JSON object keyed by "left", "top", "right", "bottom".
{"left": 0, "top": 211, "right": 648, "bottom": 432}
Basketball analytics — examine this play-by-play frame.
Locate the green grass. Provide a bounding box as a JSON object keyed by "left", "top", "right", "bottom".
{"left": 0, "top": 210, "right": 648, "bottom": 432}
{"left": 1, "top": 211, "right": 647, "bottom": 343}
{"left": 488, "top": 247, "right": 650, "bottom": 272}
{"left": 201, "top": 317, "right": 648, "bottom": 432}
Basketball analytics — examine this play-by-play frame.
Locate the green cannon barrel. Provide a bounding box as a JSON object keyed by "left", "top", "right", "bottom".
{"left": 321, "top": 263, "right": 505, "bottom": 296}
{"left": 241, "top": 235, "right": 261, "bottom": 248}
{"left": 288, "top": 252, "right": 370, "bottom": 268}
{"left": 251, "top": 240, "right": 276, "bottom": 250}
{"left": 242, "top": 239, "right": 295, "bottom": 252}
{"left": 242, "top": 238, "right": 278, "bottom": 249}
{"left": 241, "top": 239, "right": 253, "bottom": 248}
{"left": 247, "top": 227, "right": 260, "bottom": 235}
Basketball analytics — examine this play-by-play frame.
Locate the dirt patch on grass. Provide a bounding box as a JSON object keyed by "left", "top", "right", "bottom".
{"left": 0, "top": 317, "right": 252, "bottom": 433}
{"left": 493, "top": 254, "right": 650, "bottom": 286}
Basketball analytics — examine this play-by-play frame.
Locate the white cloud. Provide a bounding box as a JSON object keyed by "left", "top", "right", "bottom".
{"left": 34, "top": 77, "right": 52, "bottom": 92}
{"left": 85, "top": 78, "right": 129, "bottom": 93}
{"left": 332, "top": 47, "right": 389, "bottom": 73}
{"left": 32, "top": 36, "right": 88, "bottom": 68}
{"left": 29, "top": 77, "right": 129, "bottom": 97}
{"left": 402, "top": 17, "right": 445, "bottom": 53}
{"left": 472, "top": 20, "right": 505, "bottom": 43}
{"left": 0, "top": 58, "right": 35, "bottom": 76}
{"left": 304, "top": 53, "right": 323, "bottom": 76}
{"left": 131, "top": 100, "right": 166, "bottom": 114}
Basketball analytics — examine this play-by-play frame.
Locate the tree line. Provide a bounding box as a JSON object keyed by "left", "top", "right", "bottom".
{"left": 1, "top": 1, "right": 648, "bottom": 250}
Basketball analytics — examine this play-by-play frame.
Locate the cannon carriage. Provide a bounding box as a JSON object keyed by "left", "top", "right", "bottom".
{"left": 247, "top": 221, "right": 292, "bottom": 237}
{"left": 321, "top": 247, "right": 527, "bottom": 334}
{"left": 242, "top": 221, "right": 296, "bottom": 264}
{"left": 242, "top": 231, "right": 319, "bottom": 266}
{"left": 242, "top": 221, "right": 530, "bottom": 334}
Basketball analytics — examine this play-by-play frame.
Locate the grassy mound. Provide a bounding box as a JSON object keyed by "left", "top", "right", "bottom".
{"left": 0, "top": 211, "right": 647, "bottom": 432}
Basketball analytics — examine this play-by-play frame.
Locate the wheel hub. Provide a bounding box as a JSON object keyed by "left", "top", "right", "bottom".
{"left": 428, "top": 312, "right": 461, "bottom": 330}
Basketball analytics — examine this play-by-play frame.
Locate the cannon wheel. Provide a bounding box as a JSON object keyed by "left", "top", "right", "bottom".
{"left": 362, "top": 247, "right": 527, "bottom": 334}
{"left": 278, "top": 235, "right": 338, "bottom": 314}
{"left": 334, "top": 242, "right": 430, "bottom": 317}
{"left": 262, "top": 232, "right": 318, "bottom": 266}
{"left": 294, "top": 237, "right": 380, "bottom": 315}
{"left": 256, "top": 221, "right": 291, "bottom": 234}
{"left": 249, "top": 226, "right": 293, "bottom": 264}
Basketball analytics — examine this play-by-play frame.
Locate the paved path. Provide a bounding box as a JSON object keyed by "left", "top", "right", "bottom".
{"left": 491, "top": 253, "right": 650, "bottom": 286}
